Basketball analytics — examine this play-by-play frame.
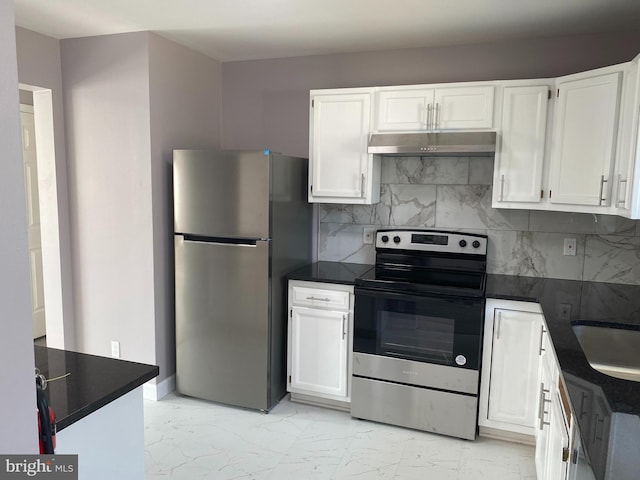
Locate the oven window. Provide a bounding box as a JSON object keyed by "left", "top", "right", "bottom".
{"left": 380, "top": 311, "right": 455, "bottom": 364}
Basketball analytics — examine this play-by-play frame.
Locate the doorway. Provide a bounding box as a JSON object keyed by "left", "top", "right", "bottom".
{"left": 19, "top": 83, "right": 75, "bottom": 350}
{"left": 20, "top": 101, "right": 47, "bottom": 341}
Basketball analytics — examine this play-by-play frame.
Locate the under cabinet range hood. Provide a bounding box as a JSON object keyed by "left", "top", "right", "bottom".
{"left": 368, "top": 132, "right": 497, "bottom": 156}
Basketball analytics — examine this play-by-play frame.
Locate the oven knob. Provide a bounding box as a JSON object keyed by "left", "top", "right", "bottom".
{"left": 458, "top": 240, "right": 467, "bottom": 248}
{"left": 455, "top": 355, "right": 467, "bottom": 366}
{"left": 393, "top": 236, "right": 401, "bottom": 244}
{"left": 472, "top": 240, "right": 481, "bottom": 249}
{"left": 381, "top": 235, "right": 389, "bottom": 243}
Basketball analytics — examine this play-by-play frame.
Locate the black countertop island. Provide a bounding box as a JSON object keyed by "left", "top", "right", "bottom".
{"left": 35, "top": 346, "right": 159, "bottom": 430}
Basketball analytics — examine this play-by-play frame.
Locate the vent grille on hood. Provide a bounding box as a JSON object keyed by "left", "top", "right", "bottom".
{"left": 368, "top": 132, "right": 497, "bottom": 156}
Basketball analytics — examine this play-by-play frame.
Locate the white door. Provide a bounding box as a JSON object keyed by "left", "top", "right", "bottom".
{"left": 494, "top": 85, "right": 549, "bottom": 204}
{"left": 535, "top": 355, "right": 553, "bottom": 479}
{"left": 544, "top": 392, "right": 570, "bottom": 480}
{"left": 375, "top": 87, "right": 434, "bottom": 131}
{"left": 289, "top": 306, "right": 348, "bottom": 398}
{"left": 550, "top": 72, "right": 621, "bottom": 206}
{"left": 488, "top": 309, "right": 543, "bottom": 428}
{"left": 433, "top": 85, "right": 495, "bottom": 129}
{"left": 21, "top": 106, "right": 46, "bottom": 339}
{"left": 309, "top": 91, "right": 371, "bottom": 200}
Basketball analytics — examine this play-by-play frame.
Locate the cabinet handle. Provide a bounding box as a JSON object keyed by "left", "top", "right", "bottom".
{"left": 306, "top": 296, "right": 330, "bottom": 302}
{"left": 361, "top": 173, "right": 365, "bottom": 198}
{"left": 594, "top": 414, "right": 605, "bottom": 442}
{"left": 598, "top": 175, "right": 608, "bottom": 205}
{"left": 342, "top": 314, "right": 347, "bottom": 339}
{"left": 495, "top": 311, "right": 502, "bottom": 340}
{"left": 578, "top": 391, "right": 589, "bottom": 420}
{"left": 538, "top": 325, "right": 546, "bottom": 356}
{"left": 617, "top": 175, "right": 628, "bottom": 207}
{"left": 499, "top": 174, "right": 505, "bottom": 202}
{"left": 435, "top": 102, "right": 440, "bottom": 129}
{"left": 426, "top": 104, "right": 433, "bottom": 129}
{"left": 538, "top": 383, "right": 551, "bottom": 430}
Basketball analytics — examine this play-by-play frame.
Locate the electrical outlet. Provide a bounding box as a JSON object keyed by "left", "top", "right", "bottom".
{"left": 111, "top": 340, "right": 120, "bottom": 359}
{"left": 563, "top": 238, "right": 577, "bottom": 256}
{"left": 363, "top": 227, "right": 375, "bottom": 244}
{"left": 558, "top": 303, "right": 572, "bottom": 321}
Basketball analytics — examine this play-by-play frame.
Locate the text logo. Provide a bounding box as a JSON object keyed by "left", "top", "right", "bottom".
{"left": 0, "top": 455, "right": 77, "bottom": 479}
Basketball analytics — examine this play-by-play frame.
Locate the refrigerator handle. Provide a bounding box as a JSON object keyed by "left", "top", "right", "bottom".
{"left": 179, "top": 235, "right": 261, "bottom": 247}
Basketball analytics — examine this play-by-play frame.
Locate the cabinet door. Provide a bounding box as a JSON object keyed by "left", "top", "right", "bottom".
{"left": 550, "top": 72, "right": 622, "bottom": 206}
{"left": 535, "top": 350, "right": 554, "bottom": 478}
{"left": 289, "top": 306, "right": 348, "bottom": 398}
{"left": 488, "top": 309, "right": 544, "bottom": 428}
{"left": 615, "top": 55, "right": 640, "bottom": 215}
{"left": 544, "top": 391, "right": 570, "bottom": 480}
{"left": 309, "top": 91, "right": 372, "bottom": 200}
{"left": 434, "top": 85, "right": 495, "bottom": 129}
{"left": 494, "top": 86, "right": 549, "bottom": 204}
{"left": 375, "top": 88, "right": 434, "bottom": 131}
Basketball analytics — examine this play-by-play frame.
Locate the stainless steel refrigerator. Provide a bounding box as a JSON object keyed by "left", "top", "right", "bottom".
{"left": 173, "top": 149, "right": 312, "bottom": 411}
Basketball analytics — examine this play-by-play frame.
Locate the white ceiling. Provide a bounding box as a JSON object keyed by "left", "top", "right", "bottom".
{"left": 13, "top": 0, "right": 640, "bottom": 62}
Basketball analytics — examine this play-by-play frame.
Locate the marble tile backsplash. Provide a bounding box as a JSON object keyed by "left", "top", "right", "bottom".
{"left": 318, "top": 156, "right": 640, "bottom": 285}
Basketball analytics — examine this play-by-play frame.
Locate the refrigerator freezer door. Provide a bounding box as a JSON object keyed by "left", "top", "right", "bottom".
{"left": 175, "top": 235, "right": 271, "bottom": 410}
{"left": 173, "top": 150, "right": 270, "bottom": 239}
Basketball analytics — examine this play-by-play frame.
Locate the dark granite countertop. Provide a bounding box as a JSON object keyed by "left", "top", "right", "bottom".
{"left": 35, "top": 346, "right": 159, "bottom": 431}
{"left": 287, "top": 261, "right": 374, "bottom": 285}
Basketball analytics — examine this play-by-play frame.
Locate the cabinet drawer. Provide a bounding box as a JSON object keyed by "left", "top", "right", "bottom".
{"left": 291, "top": 286, "right": 350, "bottom": 310}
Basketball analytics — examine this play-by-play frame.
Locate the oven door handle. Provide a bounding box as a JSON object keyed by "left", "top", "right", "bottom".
{"left": 355, "top": 285, "right": 483, "bottom": 303}
{"left": 355, "top": 286, "right": 424, "bottom": 302}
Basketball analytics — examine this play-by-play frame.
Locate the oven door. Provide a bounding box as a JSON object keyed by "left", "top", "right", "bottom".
{"left": 354, "top": 285, "right": 484, "bottom": 370}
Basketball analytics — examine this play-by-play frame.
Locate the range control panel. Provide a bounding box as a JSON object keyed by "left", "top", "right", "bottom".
{"left": 376, "top": 229, "right": 487, "bottom": 255}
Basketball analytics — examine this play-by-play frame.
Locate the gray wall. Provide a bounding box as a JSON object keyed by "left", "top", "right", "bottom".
{"left": 0, "top": 0, "right": 38, "bottom": 453}
{"left": 61, "top": 32, "right": 157, "bottom": 363}
{"left": 59, "top": 32, "right": 222, "bottom": 383}
{"left": 148, "top": 33, "right": 221, "bottom": 382}
{"left": 221, "top": 29, "right": 640, "bottom": 158}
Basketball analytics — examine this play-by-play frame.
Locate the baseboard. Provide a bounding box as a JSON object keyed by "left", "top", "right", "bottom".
{"left": 289, "top": 391, "right": 350, "bottom": 412}
{"left": 143, "top": 375, "right": 176, "bottom": 401}
{"left": 479, "top": 425, "right": 536, "bottom": 446}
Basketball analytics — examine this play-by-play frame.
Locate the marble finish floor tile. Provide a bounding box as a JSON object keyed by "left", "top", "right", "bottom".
{"left": 144, "top": 394, "right": 535, "bottom": 479}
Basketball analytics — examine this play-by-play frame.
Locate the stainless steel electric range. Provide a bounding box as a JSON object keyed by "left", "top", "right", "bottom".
{"left": 351, "top": 229, "right": 488, "bottom": 440}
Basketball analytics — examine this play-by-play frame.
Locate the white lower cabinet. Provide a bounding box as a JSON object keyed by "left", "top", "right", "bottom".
{"left": 535, "top": 330, "right": 571, "bottom": 480}
{"left": 479, "top": 299, "right": 544, "bottom": 442}
{"left": 481, "top": 299, "right": 571, "bottom": 480}
{"left": 287, "top": 280, "right": 353, "bottom": 410}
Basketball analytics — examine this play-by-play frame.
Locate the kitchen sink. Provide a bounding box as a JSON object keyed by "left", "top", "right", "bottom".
{"left": 572, "top": 322, "right": 640, "bottom": 382}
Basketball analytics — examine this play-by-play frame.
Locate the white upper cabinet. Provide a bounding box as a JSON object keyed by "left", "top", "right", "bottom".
{"left": 614, "top": 53, "right": 640, "bottom": 218}
{"left": 549, "top": 70, "right": 622, "bottom": 207}
{"left": 375, "top": 84, "right": 495, "bottom": 131}
{"left": 493, "top": 83, "right": 551, "bottom": 207}
{"left": 308, "top": 88, "right": 380, "bottom": 204}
